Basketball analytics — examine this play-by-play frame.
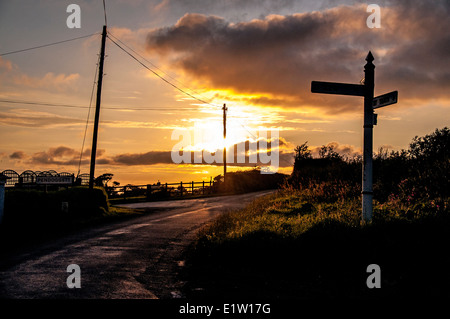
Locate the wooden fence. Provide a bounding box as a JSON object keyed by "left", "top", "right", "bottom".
{"left": 107, "top": 180, "right": 216, "bottom": 200}
{"left": 1, "top": 169, "right": 218, "bottom": 201}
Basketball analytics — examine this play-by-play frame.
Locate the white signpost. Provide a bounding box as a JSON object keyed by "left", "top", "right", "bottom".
{"left": 36, "top": 176, "right": 74, "bottom": 185}
{"left": 311, "top": 51, "right": 398, "bottom": 222}
{"left": 373, "top": 91, "right": 398, "bottom": 109}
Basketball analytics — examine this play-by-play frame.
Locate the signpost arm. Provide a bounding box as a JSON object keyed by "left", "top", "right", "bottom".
{"left": 362, "top": 51, "right": 375, "bottom": 222}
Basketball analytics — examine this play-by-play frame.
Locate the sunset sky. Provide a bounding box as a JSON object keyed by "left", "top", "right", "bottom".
{"left": 0, "top": 0, "right": 449, "bottom": 185}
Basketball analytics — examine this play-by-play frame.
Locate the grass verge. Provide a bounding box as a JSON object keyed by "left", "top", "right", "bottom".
{"left": 180, "top": 185, "right": 450, "bottom": 299}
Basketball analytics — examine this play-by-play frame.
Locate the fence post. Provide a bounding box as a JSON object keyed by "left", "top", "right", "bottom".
{"left": 202, "top": 180, "right": 205, "bottom": 195}
{"left": 192, "top": 181, "right": 194, "bottom": 195}
{"left": 146, "top": 184, "right": 151, "bottom": 199}
{"left": 180, "top": 181, "right": 183, "bottom": 197}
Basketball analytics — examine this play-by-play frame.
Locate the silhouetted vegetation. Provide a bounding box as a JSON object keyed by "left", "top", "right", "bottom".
{"left": 4, "top": 186, "right": 109, "bottom": 222}
{"left": 181, "top": 127, "right": 449, "bottom": 299}
{"left": 0, "top": 187, "right": 133, "bottom": 251}
{"left": 213, "top": 168, "right": 287, "bottom": 194}
{"left": 290, "top": 127, "right": 449, "bottom": 204}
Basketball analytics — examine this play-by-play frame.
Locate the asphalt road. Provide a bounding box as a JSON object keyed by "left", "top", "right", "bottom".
{"left": 0, "top": 190, "right": 274, "bottom": 299}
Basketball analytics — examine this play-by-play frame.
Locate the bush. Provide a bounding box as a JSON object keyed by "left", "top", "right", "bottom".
{"left": 213, "top": 168, "right": 287, "bottom": 194}
{"left": 3, "top": 186, "right": 110, "bottom": 227}
{"left": 63, "top": 187, "right": 110, "bottom": 216}
{"left": 289, "top": 127, "right": 449, "bottom": 204}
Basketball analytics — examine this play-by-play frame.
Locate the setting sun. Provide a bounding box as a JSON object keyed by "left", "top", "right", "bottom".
{"left": 0, "top": 0, "right": 448, "bottom": 186}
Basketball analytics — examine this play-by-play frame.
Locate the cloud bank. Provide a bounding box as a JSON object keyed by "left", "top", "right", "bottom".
{"left": 9, "top": 138, "right": 294, "bottom": 169}
{"left": 146, "top": 1, "right": 450, "bottom": 113}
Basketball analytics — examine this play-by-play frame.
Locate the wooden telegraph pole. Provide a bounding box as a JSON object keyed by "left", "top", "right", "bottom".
{"left": 223, "top": 103, "right": 227, "bottom": 182}
{"left": 311, "top": 51, "right": 398, "bottom": 222}
{"left": 89, "top": 25, "right": 107, "bottom": 190}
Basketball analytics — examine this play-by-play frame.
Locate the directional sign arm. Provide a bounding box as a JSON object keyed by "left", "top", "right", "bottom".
{"left": 311, "top": 81, "right": 366, "bottom": 97}
{"left": 372, "top": 91, "right": 398, "bottom": 109}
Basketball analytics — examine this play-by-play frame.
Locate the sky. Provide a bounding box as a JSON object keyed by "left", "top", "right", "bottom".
{"left": 0, "top": 0, "right": 449, "bottom": 186}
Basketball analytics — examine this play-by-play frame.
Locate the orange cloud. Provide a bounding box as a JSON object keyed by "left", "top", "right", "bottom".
{"left": 0, "top": 55, "right": 80, "bottom": 93}
{"left": 13, "top": 72, "right": 80, "bottom": 91}
{"left": 0, "top": 57, "right": 14, "bottom": 71}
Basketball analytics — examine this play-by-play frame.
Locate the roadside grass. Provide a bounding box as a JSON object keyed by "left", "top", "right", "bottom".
{"left": 181, "top": 183, "right": 450, "bottom": 299}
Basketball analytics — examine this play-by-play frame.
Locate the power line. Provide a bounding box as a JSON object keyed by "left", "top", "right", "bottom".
{"left": 0, "top": 99, "right": 91, "bottom": 109}
{"left": 0, "top": 99, "right": 199, "bottom": 111}
{"left": 0, "top": 33, "right": 100, "bottom": 57}
{"left": 0, "top": 27, "right": 266, "bottom": 155}
{"left": 107, "top": 32, "right": 265, "bottom": 141}
{"left": 108, "top": 32, "right": 218, "bottom": 107}
{"left": 106, "top": 34, "right": 260, "bottom": 139}
{"left": 107, "top": 36, "right": 221, "bottom": 108}
{"left": 77, "top": 49, "right": 101, "bottom": 176}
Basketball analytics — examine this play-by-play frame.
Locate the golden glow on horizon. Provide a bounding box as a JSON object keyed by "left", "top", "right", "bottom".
{"left": 2, "top": 2, "right": 449, "bottom": 186}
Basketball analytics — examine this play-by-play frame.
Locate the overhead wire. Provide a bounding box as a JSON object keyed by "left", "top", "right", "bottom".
{"left": 0, "top": 25, "right": 287, "bottom": 169}
{"left": 0, "top": 33, "right": 100, "bottom": 57}
{"left": 107, "top": 31, "right": 218, "bottom": 108}
{"left": 106, "top": 33, "right": 260, "bottom": 140}
{"left": 107, "top": 35, "right": 220, "bottom": 108}
{"left": 77, "top": 50, "right": 101, "bottom": 177}
{"left": 0, "top": 99, "right": 199, "bottom": 111}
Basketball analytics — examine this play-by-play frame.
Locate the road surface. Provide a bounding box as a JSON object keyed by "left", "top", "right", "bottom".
{"left": 0, "top": 190, "right": 273, "bottom": 299}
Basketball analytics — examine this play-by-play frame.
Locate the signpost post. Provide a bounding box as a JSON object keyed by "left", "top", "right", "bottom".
{"left": 311, "top": 51, "right": 398, "bottom": 222}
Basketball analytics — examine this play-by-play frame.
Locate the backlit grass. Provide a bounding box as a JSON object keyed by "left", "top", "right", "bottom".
{"left": 181, "top": 181, "right": 449, "bottom": 299}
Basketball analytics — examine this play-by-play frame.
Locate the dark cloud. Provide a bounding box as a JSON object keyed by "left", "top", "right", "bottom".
{"left": 110, "top": 137, "right": 292, "bottom": 167}
{"left": 19, "top": 138, "right": 323, "bottom": 169}
{"left": 112, "top": 151, "right": 173, "bottom": 165}
{"left": 29, "top": 146, "right": 107, "bottom": 166}
{"left": 146, "top": 1, "right": 450, "bottom": 113}
{"left": 48, "top": 146, "right": 77, "bottom": 158}
{"left": 152, "top": 0, "right": 298, "bottom": 23}
{"left": 9, "top": 151, "right": 27, "bottom": 160}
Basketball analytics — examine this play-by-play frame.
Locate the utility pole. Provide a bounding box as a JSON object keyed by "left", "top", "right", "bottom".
{"left": 89, "top": 25, "right": 107, "bottom": 190}
{"left": 311, "top": 51, "right": 398, "bottom": 222}
{"left": 223, "top": 103, "right": 227, "bottom": 182}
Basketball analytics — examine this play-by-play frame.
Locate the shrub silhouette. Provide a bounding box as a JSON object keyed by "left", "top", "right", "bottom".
{"left": 289, "top": 127, "right": 449, "bottom": 204}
